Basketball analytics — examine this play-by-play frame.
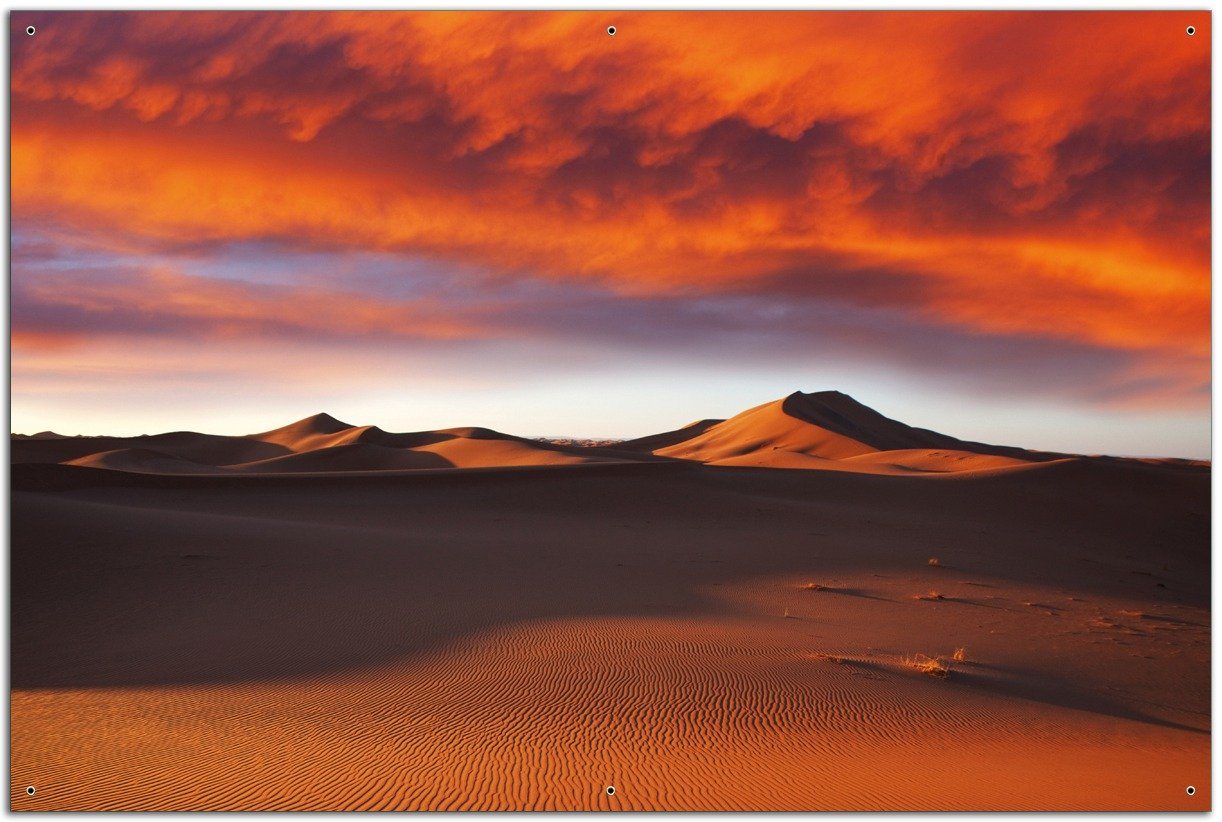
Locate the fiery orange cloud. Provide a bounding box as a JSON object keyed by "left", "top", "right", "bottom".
{"left": 9, "top": 11, "right": 1211, "bottom": 402}
{"left": 12, "top": 267, "right": 491, "bottom": 347}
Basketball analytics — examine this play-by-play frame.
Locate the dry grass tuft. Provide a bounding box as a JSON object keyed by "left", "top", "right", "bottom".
{"left": 953, "top": 647, "right": 967, "bottom": 662}
{"left": 810, "top": 652, "right": 846, "bottom": 664}
{"left": 914, "top": 590, "right": 945, "bottom": 601}
{"left": 801, "top": 582, "right": 824, "bottom": 591}
{"left": 927, "top": 557, "right": 941, "bottom": 567}
{"left": 903, "top": 654, "right": 952, "bottom": 678}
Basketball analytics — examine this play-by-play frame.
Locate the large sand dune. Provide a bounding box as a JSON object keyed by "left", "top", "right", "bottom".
{"left": 654, "top": 391, "right": 1060, "bottom": 472}
{"left": 10, "top": 392, "right": 1210, "bottom": 810}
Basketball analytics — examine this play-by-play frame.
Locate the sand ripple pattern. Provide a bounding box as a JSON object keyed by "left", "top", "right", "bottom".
{"left": 11, "top": 615, "right": 1206, "bottom": 810}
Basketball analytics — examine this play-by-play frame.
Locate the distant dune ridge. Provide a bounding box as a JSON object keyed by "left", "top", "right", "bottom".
{"left": 13, "top": 390, "right": 1205, "bottom": 478}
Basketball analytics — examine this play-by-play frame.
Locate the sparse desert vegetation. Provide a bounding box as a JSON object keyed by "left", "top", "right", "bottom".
{"left": 903, "top": 653, "right": 952, "bottom": 679}
{"left": 927, "top": 557, "right": 941, "bottom": 567}
{"left": 914, "top": 590, "right": 945, "bottom": 601}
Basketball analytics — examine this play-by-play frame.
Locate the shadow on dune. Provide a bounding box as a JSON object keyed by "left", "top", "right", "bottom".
{"left": 810, "top": 585, "right": 893, "bottom": 602}
{"left": 232, "top": 443, "right": 457, "bottom": 473}
{"left": 1132, "top": 612, "right": 1207, "bottom": 628}
{"left": 778, "top": 391, "right": 1050, "bottom": 462}
{"left": 11, "top": 432, "right": 294, "bottom": 466}
{"left": 13, "top": 462, "right": 709, "bottom": 691}
{"left": 957, "top": 662, "right": 1209, "bottom": 735}
{"left": 937, "top": 596, "right": 1008, "bottom": 610}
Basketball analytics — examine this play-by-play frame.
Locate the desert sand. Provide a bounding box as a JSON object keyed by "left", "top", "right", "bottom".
{"left": 10, "top": 391, "right": 1210, "bottom": 810}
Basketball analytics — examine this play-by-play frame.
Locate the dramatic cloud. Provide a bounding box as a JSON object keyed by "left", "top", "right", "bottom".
{"left": 12, "top": 264, "right": 491, "bottom": 344}
{"left": 8, "top": 11, "right": 1211, "bottom": 449}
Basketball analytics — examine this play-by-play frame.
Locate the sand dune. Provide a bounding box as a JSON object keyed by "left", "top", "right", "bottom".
{"left": 658, "top": 393, "right": 879, "bottom": 462}
{"left": 653, "top": 391, "right": 1059, "bottom": 473}
{"left": 10, "top": 451, "right": 1209, "bottom": 810}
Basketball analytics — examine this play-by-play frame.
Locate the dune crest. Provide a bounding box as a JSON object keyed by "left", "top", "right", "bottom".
{"left": 619, "top": 418, "right": 725, "bottom": 452}
{"left": 249, "top": 412, "right": 357, "bottom": 451}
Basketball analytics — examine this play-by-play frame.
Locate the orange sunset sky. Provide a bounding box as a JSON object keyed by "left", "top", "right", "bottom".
{"left": 9, "top": 11, "right": 1212, "bottom": 457}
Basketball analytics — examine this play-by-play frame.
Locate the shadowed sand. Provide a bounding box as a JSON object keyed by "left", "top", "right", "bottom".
{"left": 10, "top": 392, "right": 1210, "bottom": 810}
